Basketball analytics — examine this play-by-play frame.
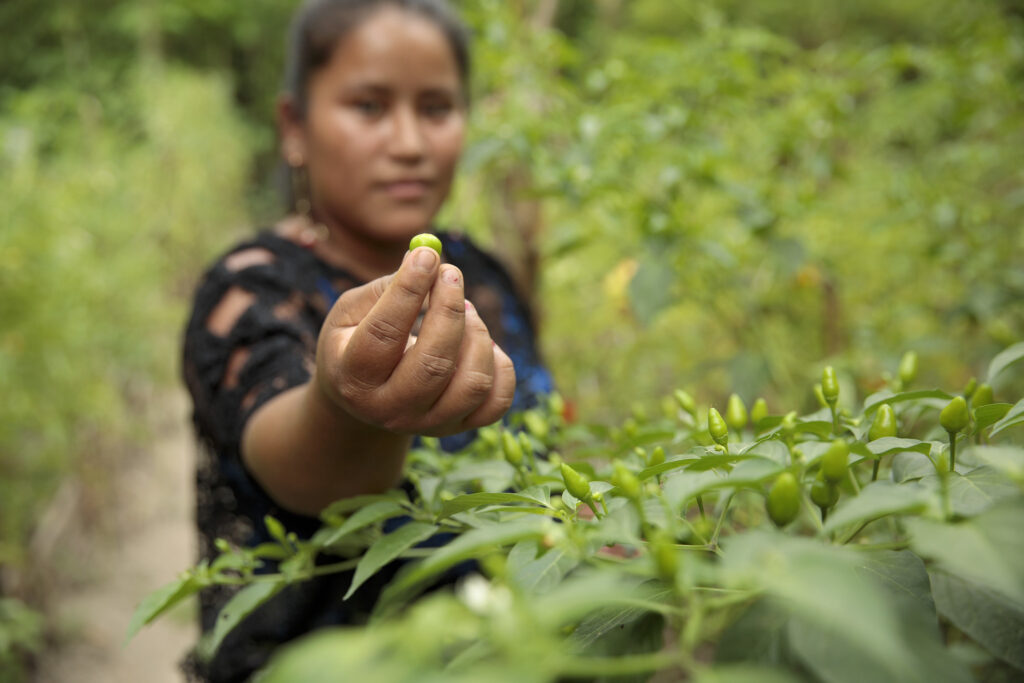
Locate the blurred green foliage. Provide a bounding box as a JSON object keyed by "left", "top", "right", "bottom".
{"left": 1, "top": 1, "right": 1023, "bottom": 667}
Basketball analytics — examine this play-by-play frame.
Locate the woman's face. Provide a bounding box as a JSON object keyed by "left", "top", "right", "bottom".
{"left": 289, "top": 7, "right": 467, "bottom": 245}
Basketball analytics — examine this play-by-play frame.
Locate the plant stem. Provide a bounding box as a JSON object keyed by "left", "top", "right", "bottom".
{"left": 847, "top": 468, "right": 862, "bottom": 495}
{"left": 948, "top": 431, "right": 957, "bottom": 472}
{"left": 871, "top": 458, "right": 881, "bottom": 481}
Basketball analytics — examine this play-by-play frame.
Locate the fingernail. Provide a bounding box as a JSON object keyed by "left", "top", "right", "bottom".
{"left": 413, "top": 247, "right": 437, "bottom": 272}
{"left": 443, "top": 267, "right": 461, "bottom": 285}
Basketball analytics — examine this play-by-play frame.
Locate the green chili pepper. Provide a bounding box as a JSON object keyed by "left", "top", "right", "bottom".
{"left": 941, "top": 396, "right": 969, "bottom": 434}
{"left": 707, "top": 407, "right": 729, "bottom": 447}
{"left": 501, "top": 430, "right": 523, "bottom": 467}
{"left": 963, "top": 377, "right": 978, "bottom": 400}
{"left": 813, "top": 383, "right": 828, "bottom": 409}
{"left": 821, "top": 366, "right": 839, "bottom": 405}
{"left": 898, "top": 351, "right": 918, "bottom": 388}
{"left": 766, "top": 472, "right": 801, "bottom": 528}
{"left": 972, "top": 383, "right": 994, "bottom": 408}
{"left": 650, "top": 531, "right": 679, "bottom": 583}
{"left": 780, "top": 411, "right": 798, "bottom": 439}
{"left": 725, "top": 394, "right": 748, "bottom": 431}
{"left": 674, "top": 389, "right": 697, "bottom": 416}
{"left": 560, "top": 463, "right": 592, "bottom": 501}
{"left": 750, "top": 398, "right": 768, "bottom": 425}
{"left": 612, "top": 462, "right": 641, "bottom": 500}
{"left": 648, "top": 446, "right": 666, "bottom": 468}
{"left": 810, "top": 474, "right": 839, "bottom": 510}
{"left": 523, "top": 411, "right": 549, "bottom": 441}
{"left": 821, "top": 438, "right": 849, "bottom": 484}
{"left": 408, "top": 233, "right": 442, "bottom": 256}
{"left": 869, "top": 404, "right": 897, "bottom": 441}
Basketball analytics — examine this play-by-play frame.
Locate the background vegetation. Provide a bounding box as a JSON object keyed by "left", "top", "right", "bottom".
{"left": 1, "top": 0, "right": 1022, "bottom": 678}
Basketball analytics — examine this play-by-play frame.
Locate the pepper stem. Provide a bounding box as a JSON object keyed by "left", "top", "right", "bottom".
{"left": 948, "top": 431, "right": 957, "bottom": 472}
{"left": 871, "top": 459, "right": 881, "bottom": 482}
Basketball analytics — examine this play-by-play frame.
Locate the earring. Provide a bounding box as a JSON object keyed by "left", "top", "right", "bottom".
{"left": 288, "top": 161, "right": 329, "bottom": 249}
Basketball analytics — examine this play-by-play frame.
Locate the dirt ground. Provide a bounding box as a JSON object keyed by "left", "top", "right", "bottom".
{"left": 35, "top": 389, "right": 198, "bottom": 683}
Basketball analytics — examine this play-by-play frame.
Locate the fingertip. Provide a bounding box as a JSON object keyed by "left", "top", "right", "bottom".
{"left": 410, "top": 246, "right": 439, "bottom": 273}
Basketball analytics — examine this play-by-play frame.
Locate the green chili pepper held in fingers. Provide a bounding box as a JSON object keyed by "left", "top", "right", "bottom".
{"left": 408, "top": 233, "right": 443, "bottom": 256}
{"left": 725, "top": 394, "right": 748, "bottom": 431}
{"left": 940, "top": 396, "right": 970, "bottom": 434}
{"left": 869, "top": 404, "right": 898, "bottom": 441}
{"left": 560, "top": 463, "right": 592, "bottom": 501}
{"left": 766, "top": 472, "right": 801, "bottom": 527}
{"left": 822, "top": 366, "right": 840, "bottom": 405}
{"left": 821, "top": 439, "right": 849, "bottom": 484}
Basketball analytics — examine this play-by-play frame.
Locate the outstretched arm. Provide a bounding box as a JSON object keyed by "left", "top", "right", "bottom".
{"left": 240, "top": 246, "right": 516, "bottom": 516}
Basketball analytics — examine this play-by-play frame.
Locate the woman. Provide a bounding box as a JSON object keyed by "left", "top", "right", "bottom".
{"left": 181, "top": 1, "right": 553, "bottom": 680}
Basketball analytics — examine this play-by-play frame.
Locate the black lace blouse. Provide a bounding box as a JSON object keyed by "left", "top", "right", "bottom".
{"left": 180, "top": 228, "right": 552, "bottom": 682}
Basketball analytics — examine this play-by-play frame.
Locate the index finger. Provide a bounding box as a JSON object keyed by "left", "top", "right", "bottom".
{"left": 335, "top": 246, "right": 440, "bottom": 389}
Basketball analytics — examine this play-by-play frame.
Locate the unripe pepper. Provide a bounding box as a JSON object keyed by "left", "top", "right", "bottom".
{"left": 650, "top": 531, "right": 679, "bottom": 583}
{"left": 940, "top": 396, "right": 969, "bottom": 434}
{"left": 408, "top": 233, "right": 443, "bottom": 256}
{"left": 821, "top": 366, "right": 839, "bottom": 405}
{"left": 963, "top": 377, "right": 978, "bottom": 401}
{"left": 523, "top": 410, "right": 549, "bottom": 441}
{"left": 648, "top": 446, "right": 666, "bottom": 467}
{"left": 766, "top": 472, "right": 801, "bottom": 527}
{"left": 750, "top": 398, "right": 768, "bottom": 425}
{"left": 810, "top": 474, "right": 839, "bottom": 509}
{"left": 898, "top": 351, "right": 918, "bottom": 388}
{"left": 612, "top": 462, "right": 641, "bottom": 500}
{"left": 821, "top": 438, "right": 849, "bottom": 484}
{"left": 868, "top": 404, "right": 897, "bottom": 441}
{"left": 560, "top": 463, "right": 592, "bottom": 501}
{"left": 725, "top": 394, "right": 748, "bottom": 431}
{"left": 973, "top": 383, "right": 994, "bottom": 408}
{"left": 674, "top": 389, "right": 697, "bottom": 416}
{"left": 707, "top": 407, "right": 729, "bottom": 447}
{"left": 501, "top": 430, "right": 523, "bottom": 467}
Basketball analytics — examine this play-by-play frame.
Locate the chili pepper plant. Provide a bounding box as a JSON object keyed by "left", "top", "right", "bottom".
{"left": 131, "top": 344, "right": 1024, "bottom": 682}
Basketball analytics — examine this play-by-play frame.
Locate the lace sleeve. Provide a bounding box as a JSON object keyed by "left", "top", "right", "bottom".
{"left": 183, "top": 242, "right": 320, "bottom": 460}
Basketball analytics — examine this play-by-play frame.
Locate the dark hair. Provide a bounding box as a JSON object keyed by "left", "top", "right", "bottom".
{"left": 284, "top": 0, "right": 471, "bottom": 118}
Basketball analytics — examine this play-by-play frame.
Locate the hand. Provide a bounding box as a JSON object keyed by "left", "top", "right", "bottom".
{"left": 314, "top": 246, "right": 516, "bottom": 436}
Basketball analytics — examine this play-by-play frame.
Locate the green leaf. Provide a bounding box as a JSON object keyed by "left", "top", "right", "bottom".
{"left": 315, "top": 500, "right": 407, "bottom": 548}
{"left": 124, "top": 573, "right": 202, "bottom": 643}
{"left": 990, "top": 399, "right": 1024, "bottom": 438}
{"left": 854, "top": 550, "right": 934, "bottom": 613}
{"left": 987, "top": 341, "right": 1024, "bottom": 384}
{"left": 907, "top": 498, "right": 1024, "bottom": 604}
{"left": 514, "top": 547, "right": 579, "bottom": 594}
{"left": 694, "top": 666, "right": 802, "bottom": 683}
{"left": 437, "top": 492, "right": 551, "bottom": 521}
{"left": 864, "top": 437, "right": 932, "bottom": 460}
{"left": 863, "top": 389, "right": 955, "bottom": 416}
{"left": 205, "top": 580, "right": 285, "bottom": 657}
{"left": 723, "top": 457, "right": 784, "bottom": 487}
{"left": 892, "top": 451, "right": 937, "bottom": 482}
{"left": 930, "top": 569, "right": 1024, "bottom": 673}
{"left": 969, "top": 445, "right": 1024, "bottom": 484}
{"left": 376, "top": 518, "right": 546, "bottom": 616}
{"left": 344, "top": 522, "right": 437, "bottom": 600}
{"left": 922, "top": 467, "right": 1020, "bottom": 517}
{"left": 714, "top": 598, "right": 794, "bottom": 668}
{"left": 822, "top": 481, "right": 937, "bottom": 534}
{"left": 722, "top": 533, "right": 917, "bottom": 681}
{"left": 570, "top": 584, "right": 674, "bottom": 652}
{"left": 319, "top": 490, "right": 408, "bottom": 519}
{"left": 975, "top": 403, "right": 1013, "bottom": 431}
{"left": 663, "top": 470, "right": 725, "bottom": 510}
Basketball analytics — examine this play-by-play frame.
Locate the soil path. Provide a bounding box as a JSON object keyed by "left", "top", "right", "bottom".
{"left": 36, "top": 389, "right": 198, "bottom": 683}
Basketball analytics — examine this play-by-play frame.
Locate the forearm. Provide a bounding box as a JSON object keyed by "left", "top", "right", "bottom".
{"left": 240, "top": 381, "right": 411, "bottom": 517}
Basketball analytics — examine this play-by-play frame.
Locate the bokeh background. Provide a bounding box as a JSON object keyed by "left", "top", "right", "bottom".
{"left": 2, "top": 0, "right": 1022, "bottom": 680}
